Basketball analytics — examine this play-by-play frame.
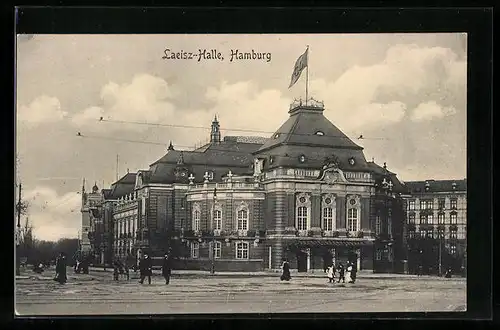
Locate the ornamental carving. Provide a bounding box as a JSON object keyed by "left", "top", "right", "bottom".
{"left": 296, "top": 192, "right": 311, "bottom": 206}
{"left": 322, "top": 194, "right": 336, "bottom": 206}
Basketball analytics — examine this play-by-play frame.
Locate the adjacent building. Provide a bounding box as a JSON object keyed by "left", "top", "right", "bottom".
{"left": 81, "top": 99, "right": 410, "bottom": 273}
{"left": 404, "top": 179, "right": 467, "bottom": 275}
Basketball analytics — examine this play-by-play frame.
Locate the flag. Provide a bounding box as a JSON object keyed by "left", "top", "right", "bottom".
{"left": 288, "top": 47, "right": 309, "bottom": 88}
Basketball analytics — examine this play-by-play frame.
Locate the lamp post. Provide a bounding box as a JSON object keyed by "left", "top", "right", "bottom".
{"left": 438, "top": 235, "right": 443, "bottom": 276}
{"left": 210, "top": 187, "right": 217, "bottom": 275}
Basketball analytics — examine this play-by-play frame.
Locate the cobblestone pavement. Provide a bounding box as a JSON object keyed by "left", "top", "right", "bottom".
{"left": 15, "top": 268, "right": 466, "bottom": 315}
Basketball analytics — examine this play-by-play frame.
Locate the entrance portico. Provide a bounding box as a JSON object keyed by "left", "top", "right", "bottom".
{"left": 283, "top": 238, "right": 373, "bottom": 272}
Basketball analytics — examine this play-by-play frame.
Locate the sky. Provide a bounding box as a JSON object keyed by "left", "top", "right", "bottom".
{"left": 16, "top": 34, "right": 467, "bottom": 242}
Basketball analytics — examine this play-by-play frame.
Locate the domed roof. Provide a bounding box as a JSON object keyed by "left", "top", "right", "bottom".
{"left": 92, "top": 182, "right": 99, "bottom": 192}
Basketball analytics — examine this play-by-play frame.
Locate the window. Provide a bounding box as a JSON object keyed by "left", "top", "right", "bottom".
{"left": 419, "top": 229, "right": 425, "bottom": 238}
{"left": 438, "top": 229, "right": 445, "bottom": 239}
{"left": 236, "top": 242, "right": 249, "bottom": 259}
{"left": 387, "top": 218, "right": 392, "bottom": 237}
{"left": 315, "top": 131, "right": 325, "bottom": 136}
{"left": 427, "top": 214, "right": 434, "bottom": 225}
{"left": 450, "top": 213, "right": 457, "bottom": 224}
{"left": 438, "top": 213, "right": 445, "bottom": 224}
{"left": 409, "top": 230, "right": 415, "bottom": 238}
{"left": 213, "top": 209, "right": 222, "bottom": 230}
{"left": 298, "top": 155, "right": 306, "bottom": 163}
{"left": 237, "top": 209, "right": 248, "bottom": 231}
{"left": 193, "top": 209, "right": 201, "bottom": 231}
{"left": 375, "top": 250, "right": 382, "bottom": 260}
{"left": 420, "top": 200, "right": 425, "bottom": 210}
{"left": 214, "top": 241, "right": 221, "bottom": 259}
{"left": 375, "top": 215, "right": 381, "bottom": 235}
{"left": 322, "top": 207, "right": 334, "bottom": 231}
{"left": 438, "top": 199, "right": 445, "bottom": 209}
{"left": 409, "top": 200, "right": 415, "bottom": 211}
{"left": 420, "top": 214, "right": 427, "bottom": 225}
{"left": 409, "top": 213, "right": 415, "bottom": 224}
{"left": 450, "top": 230, "right": 457, "bottom": 239}
{"left": 421, "top": 199, "right": 433, "bottom": 210}
{"left": 347, "top": 208, "right": 358, "bottom": 232}
{"left": 274, "top": 133, "right": 280, "bottom": 139}
{"left": 426, "top": 230, "right": 433, "bottom": 239}
{"left": 450, "top": 198, "right": 457, "bottom": 210}
{"left": 450, "top": 244, "right": 457, "bottom": 255}
{"left": 297, "top": 206, "right": 308, "bottom": 230}
{"left": 191, "top": 242, "right": 199, "bottom": 258}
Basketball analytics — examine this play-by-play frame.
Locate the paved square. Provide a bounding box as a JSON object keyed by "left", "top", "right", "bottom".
{"left": 15, "top": 269, "right": 466, "bottom": 315}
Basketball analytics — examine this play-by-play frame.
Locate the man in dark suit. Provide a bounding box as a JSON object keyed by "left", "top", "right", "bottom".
{"left": 162, "top": 250, "right": 172, "bottom": 285}
{"left": 139, "top": 253, "right": 153, "bottom": 284}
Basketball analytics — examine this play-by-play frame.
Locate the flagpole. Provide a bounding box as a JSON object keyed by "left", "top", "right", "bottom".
{"left": 305, "top": 45, "right": 309, "bottom": 105}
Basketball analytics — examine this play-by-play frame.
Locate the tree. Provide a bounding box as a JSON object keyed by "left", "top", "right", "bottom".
{"left": 18, "top": 217, "right": 36, "bottom": 264}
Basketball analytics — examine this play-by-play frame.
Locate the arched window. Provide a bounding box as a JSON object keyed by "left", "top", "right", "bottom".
{"left": 212, "top": 203, "right": 222, "bottom": 231}
{"left": 322, "top": 195, "right": 336, "bottom": 231}
{"left": 296, "top": 193, "right": 311, "bottom": 231}
{"left": 347, "top": 208, "right": 358, "bottom": 232}
{"left": 236, "top": 202, "right": 249, "bottom": 231}
{"left": 192, "top": 203, "right": 201, "bottom": 232}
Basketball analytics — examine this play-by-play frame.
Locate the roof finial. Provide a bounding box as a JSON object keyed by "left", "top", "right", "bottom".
{"left": 168, "top": 141, "right": 174, "bottom": 151}
{"left": 383, "top": 162, "right": 387, "bottom": 169}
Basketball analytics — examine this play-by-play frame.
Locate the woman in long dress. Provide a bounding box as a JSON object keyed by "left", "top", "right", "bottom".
{"left": 280, "top": 258, "right": 291, "bottom": 281}
{"left": 345, "top": 262, "right": 352, "bottom": 283}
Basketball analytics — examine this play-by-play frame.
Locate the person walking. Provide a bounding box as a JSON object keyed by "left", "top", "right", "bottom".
{"left": 54, "top": 252, "right": 67, "bottom": 284}
{"left": 139, "top": 253, "right": 152, "bottom": 284}
{"left": 337, "top": 262, "right": 345, "bottom": 283}
{"left": 280, "top": 258, "right": 291, "bottom": 281}
{"left": 326, "top": 265, "right": 335, "bottom": 283}
{"left": 161, "top": 251, "right": 172, "bottom": 285}
{"left": 349, "top": 262, "right": 357, "bottom": 284}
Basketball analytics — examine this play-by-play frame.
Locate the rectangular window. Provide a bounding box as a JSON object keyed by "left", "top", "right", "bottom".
{"left": 427, "top": 214, "right": 434, "bottom": 225}
{"left": 438, "top": 230, "right": 445, "bottom": 239}
{"left": 450, "top": 198, "right": 457, "bottom": 210}
{"left": 236, "top": 242, "right": 249, "bottom": 259}
{"left": 408, "top": 200, "right": 415, "bottom": 211}
{"left": 213, "top": 209, "right": 222, "bottom": 230}
{"left": 347, "top": 208, "right": 359, "bottom": 232}
{"left": 214, "top": 241, "right": 221, "bottom": 259}
{"left": 420, "top": 200, "right": 425, "bottom": 210}
{"left": 409, "top": 213, "right": 415, "bottom": 224}
{"left": 322, "top": 207, "right": 334, "bottom": 231}
{"left": 375, "top": 215, "right": 381, "bottom": 235}
{"left": 420, "top": 214, "right": 427, "bottom": 224}
{"left": 387, "top": 218, "right": 392, "bottom": 237}
{"left": 438, "top": 213, "right": 445, "bottom": 224}
{"left": 375, "top": 250, "right": 382, "bottom": 260}
{"left": 450, "top": 213, "right": 457, "bottom": 224}
{"left": 450, "top": 230, "right": 457, "bottom": 239}
{"left": 426, "top": 230, "right": 433, "bottom": 239}
{"left": 297, "top": 206, "right": 308, "bottom": 231}
{"left": 419, "top": 229, "right": 425, "bottom": 238}
{"left": 191, "top": 242, "right": 199, "bottom": 258}
{"left": 237, "top": 209, "right": 248, "bottom": 231}
{"left": 438, "top": 199, "right": 445, "bottom": 209}
{"left": 450, "top": 244, "right": 457, "bottom": 255}
{"left": 409, "top": 230, "right": 415, "bottom": 238}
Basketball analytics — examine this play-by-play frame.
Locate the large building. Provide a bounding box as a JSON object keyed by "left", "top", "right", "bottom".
{"left": 403, "top": 179, "right": 467, "bottom": 275}
{"left": 82, "top": 99, "right": 410, "bottom": 273}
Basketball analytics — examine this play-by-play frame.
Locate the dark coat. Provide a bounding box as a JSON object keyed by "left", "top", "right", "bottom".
{"left": 139, "top": 257, "right": 153, "bottom": 276}
{"left": 162, "top": 256, "right": 172, "bottom": 276}
{"left": 55, "top": 256, "right": 67, "bottom": 283}
{"left": 280, "top": 261, "right": 291, "bottom": 281}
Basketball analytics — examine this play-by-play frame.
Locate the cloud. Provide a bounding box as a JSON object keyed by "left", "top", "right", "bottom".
{"left": 23, "top": 186, "right": 81, "bottom": 242}
{"left": 311, "top": 43, "right": 466, "bottom": 132}
{"left": 72, "top": 74, "right": 176, "bottom": 131}
{"left": 17, "top": 95, "right": 67, "bottom": 126}
{"left": 411, "top": 101, "right": 457, "bottom": 122}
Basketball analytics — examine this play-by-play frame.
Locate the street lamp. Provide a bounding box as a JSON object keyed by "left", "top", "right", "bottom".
{"left": 210, "top": 187, "right": 217, "bottom": 275}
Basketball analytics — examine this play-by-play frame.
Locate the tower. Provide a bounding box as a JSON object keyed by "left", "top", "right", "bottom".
{"left": 210, "top": 115, "right": 221, "bottom": 143}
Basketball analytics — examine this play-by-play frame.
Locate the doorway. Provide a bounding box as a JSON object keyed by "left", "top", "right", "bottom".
{"left": 323, "top": 250, "right": 333, "bottom": 270}
{"left": 297, "top": 251, "right": 308, "bottom": 272}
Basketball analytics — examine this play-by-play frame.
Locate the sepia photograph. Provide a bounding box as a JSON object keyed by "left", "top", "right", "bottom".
{"left": 15, "top": 33, "right": 467, "bottom": 315}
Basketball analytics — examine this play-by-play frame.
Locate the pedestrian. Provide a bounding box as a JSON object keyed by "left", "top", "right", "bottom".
{"left": 280, "top": 258, "right": 291, "bottom": 281}
{"left": 345, "top": 262, "right": 353, "bottom": 283}
{"left": 162, "top": 251, "right": 172, "bottom": 285}
{"left": 139, "top": 253, "right": 152, "bottom": 284}
{"left": 326, "top": 265, "right": 335, "bottom": 283}
{"left": 54, "top": 252, "right": 67, "bottom": 284}
{"left": 350, "top": 262, "right": 357, "bottom": 284}
{"left": 444, "top": 267, "right": 452, "bottom": 278}
{"left": 113, "top": 259, "right": 120, "bottom": 281}
{"left": 337, "top": 262, "right": 345, "bottom": 283}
